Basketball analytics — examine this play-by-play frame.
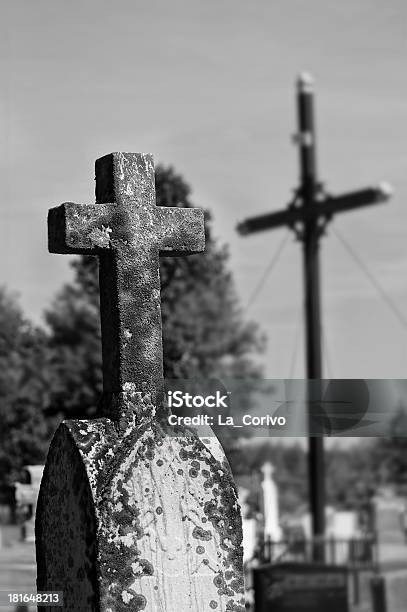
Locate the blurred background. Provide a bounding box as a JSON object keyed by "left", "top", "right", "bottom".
{"left": 1, "top": 1, "right": 407, "bottom": 610}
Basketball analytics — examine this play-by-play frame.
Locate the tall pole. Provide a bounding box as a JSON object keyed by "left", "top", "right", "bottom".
{"left": 297, "top": 73, "right": 325, "bottom": 545}
{"left": 236, "top": 74, "right": 392, "bottom": 560}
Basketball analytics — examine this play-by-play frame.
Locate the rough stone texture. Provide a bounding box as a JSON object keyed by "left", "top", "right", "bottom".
{"left": 48, "top": 152, "right": 204, "bottom": 401}
{"left": 37, "top": 390, "right": 245, "bottom": 611}
{"left": 37, "top": 152, "right": 244, "bottom": 611}
{"left": 36, "top": 426, "right": 98, "bottom": 610}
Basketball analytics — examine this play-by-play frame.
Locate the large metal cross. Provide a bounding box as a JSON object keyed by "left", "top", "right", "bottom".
{"left": 237, "top": 74, "right": 392, "bottom": 552}
{"left": 48, "top": 152, "right": 204, "bottom": 405}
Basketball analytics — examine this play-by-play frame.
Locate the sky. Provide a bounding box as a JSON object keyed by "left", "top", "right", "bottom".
{"left": 1, "top": 0, "right": 407, "bottom": 382}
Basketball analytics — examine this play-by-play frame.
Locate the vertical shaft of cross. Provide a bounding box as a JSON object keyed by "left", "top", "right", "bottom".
{"left": 48, "top": 153, "right": 205, "bottom": 415}
{"left": 297, "top": 73, "right": 326, "bottom": 553}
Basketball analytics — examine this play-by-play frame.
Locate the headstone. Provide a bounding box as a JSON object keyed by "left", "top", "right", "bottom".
{"left": 374, "top": 489, "right": 404, "bottom": 544}
{"left": 326, "top": 509, "right": 359, "bottom": 564}
{"left": 300, "top": 507, "right": 344, "bottom": 540}
{"left": 238, "top": 486, "right": 257, "bottom": 563}
{"left": 14, "top": 465, "right": 44, "bottom": 543}
{"left": 329, "top": 511, "right": 359, "bottom": 539}
{"left": 385, "top": 569, "right": 407, "bottom": 612}
{"left": 253, "top": 562, "right": 349, "bottom": 612}
{"left": 35, "top": 153, "right": 245, "bottom": 611}
{"left": 261, "top": 462, "right": 281, "bottom": 542}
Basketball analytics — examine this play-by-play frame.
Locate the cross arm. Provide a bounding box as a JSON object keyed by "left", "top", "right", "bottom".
{"left": 48, "top": 202, "right": 114, "bottom": 254}
{"left": 321, "top": 184, "right": 392, "bottom": 218}
{"left": 237, "top": 183, "right": 392, "bottom": 236}
{"left": 237, "top": 207, "right": 294, "bottom": 235}
{"left": 156, "top": 207, "right": 205, "bottom": 255}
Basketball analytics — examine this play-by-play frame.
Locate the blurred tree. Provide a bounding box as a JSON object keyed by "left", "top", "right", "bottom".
{"left": 371, "top": 403, "right": 407, "bottom": 489}
{"left": 325, "top": 442, "right": 376, "bottom": 510}
{"left": 227, "top": 438, "right": 379, "bottom": 516}
{"left": 0, "top": 288, "right": 53, "bottom": 486}
{"left": 227, "top": 440, "right": 308, "bottom": 515}
{"left": 44, "top": 165, "right": 264, "bottom": 419}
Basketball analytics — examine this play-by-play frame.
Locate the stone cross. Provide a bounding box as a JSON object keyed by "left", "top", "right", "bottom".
{"left": 36, "top": 153, "right": 245, "bottom": 612}
{"left": 48, "top": 152, "right": 204, "bottom": 402}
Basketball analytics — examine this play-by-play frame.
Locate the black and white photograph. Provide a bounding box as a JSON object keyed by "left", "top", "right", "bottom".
{"left": 1, "top": 1, "right": 407, "bottom": 610}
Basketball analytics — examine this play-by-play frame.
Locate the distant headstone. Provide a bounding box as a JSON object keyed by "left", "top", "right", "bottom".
{"left": 300, "top": 506, "right": 351, "bottom": 540}
{"left": 330, "top": 510, "right": 359, "bottom": 539}
{"left": 374, "top": 490, "right": 404, "bottom": 544}
{"left": 261, "top": 462, "right": 281, "bottom": 542}
{"left": 326, "top": 509, "right": 359, "bottom": 564}
{"left": 36, "top": 153, "right": 245, "bottom": 611}
{"left": 253, "top": 562, "right": 349, "bottom": 612}
{"left": 238, "top": 486, "right": 258, "bottom": 563}
{"left": 14, "top": 465, "right": 44, "bottom": 543}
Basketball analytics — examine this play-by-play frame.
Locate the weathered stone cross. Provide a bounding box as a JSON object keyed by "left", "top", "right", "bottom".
{"left": 48, "top": 152, "right": 204, "bottom": 403}
{"left": 36, "top": 153, "right": 244, "bottom": 612}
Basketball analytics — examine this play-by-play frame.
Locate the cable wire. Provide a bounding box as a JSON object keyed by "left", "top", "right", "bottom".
{"left": 288, "top": 305, "right": 303, "bottom": 379}
{"left": 245, "top": 232, "right": 290, "bottom": 310}
{"left": 333, "top": 226, "right": 407, "bottom": 332}
{"left": 287, "top": 309, "right": 332, "bottom": 379}
{"left": 321, "top": 319, "right": 333, "bottom": 379}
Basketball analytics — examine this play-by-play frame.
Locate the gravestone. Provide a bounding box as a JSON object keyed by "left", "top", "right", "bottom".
{"left": 14, "top": 465, "right": 44, "bottom": 543}
{"left": 325, "top": 509, "right": 359, "bottom": 564}
{"left": 253, "top": 562, "right": 349, "bottom": 612}
{"left": 261, "top": 462, "right": 281, "bottom": 542}
{"left": 36, "top": 153, "right": 245, "bottom": 611}
{"left": 238, "top": 486, "right": 257, "bottom": 563}
{"left": 374, "top": 488, "right": 404, "bottom": 544}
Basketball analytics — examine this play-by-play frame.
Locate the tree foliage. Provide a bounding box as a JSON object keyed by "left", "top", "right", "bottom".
{"left": 370, "top": 404, "right": 407, "bottom": 492}
{"left": 0, "top": 288, "right": 52, "bottom": 485}
{"left": 227, "top": 438, "right": 379, "bottom": 516}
